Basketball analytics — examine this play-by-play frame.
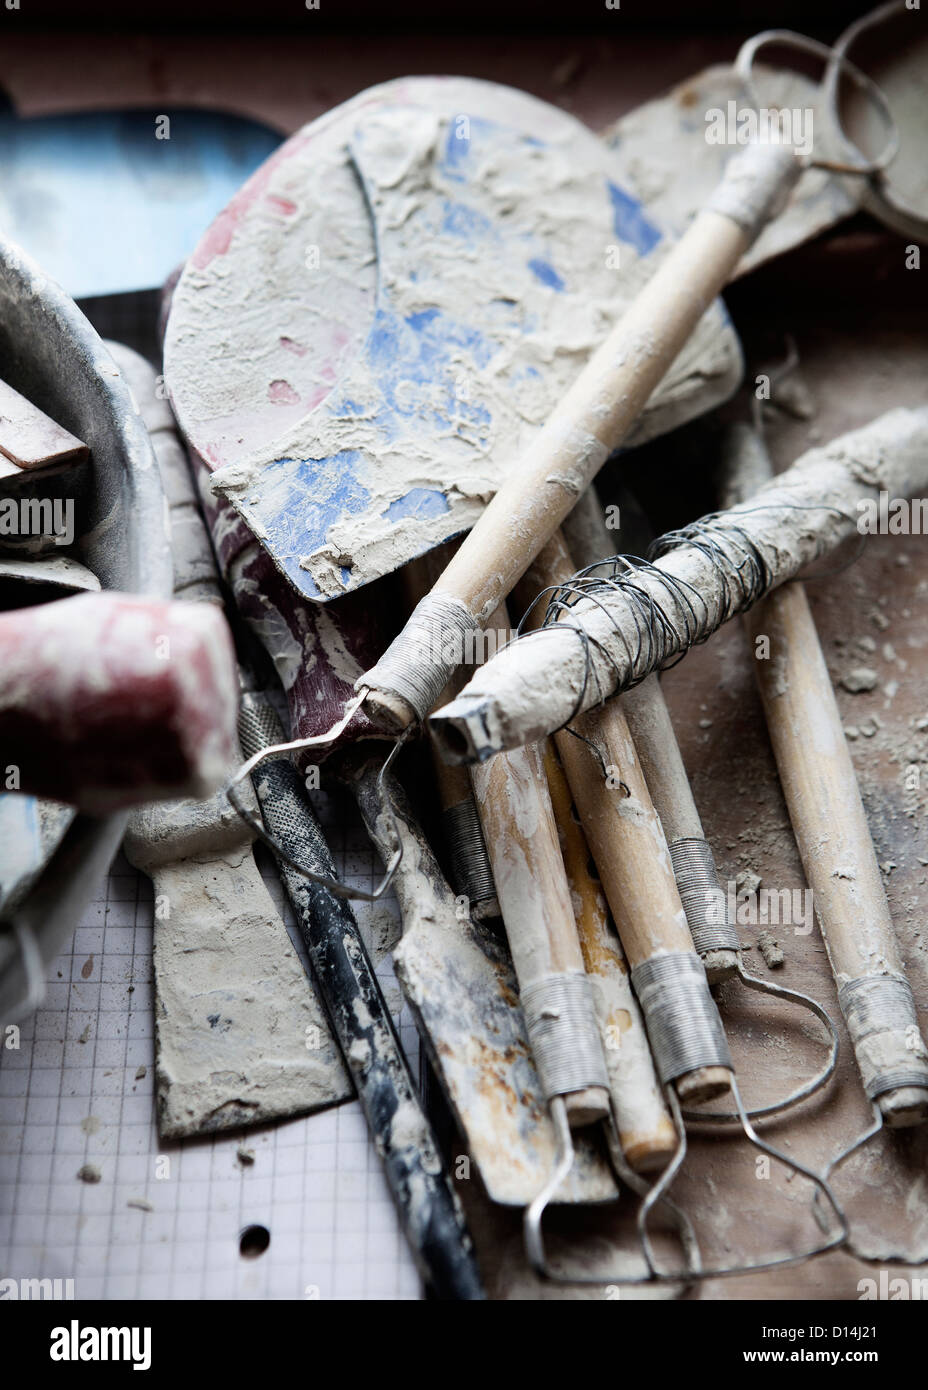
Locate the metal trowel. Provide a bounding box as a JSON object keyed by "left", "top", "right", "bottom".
{"left": 165, "top": 76, "right": 744, "bottom": 605}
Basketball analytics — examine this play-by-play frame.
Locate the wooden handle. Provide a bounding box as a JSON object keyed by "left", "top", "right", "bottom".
{"left": 518, "top": 534, "right": 732, "bottom": 1106}
{"left": 562, "top": 487, "right": 740, "bottom": 980}
{"left": 434, "top": 215, "right": 748, "bottom": 626}
{"left": 542, "top": 743, "right": 678, "bottom": 1170}
{"left": 721, "top": 421, "right": 928, "bottom": 1127}
{"left": 745, "top": 583, "right": 928, "bottom": 1126}
{"left": 470, "top": 605, "right": 609, "bottom": 1128}
{"left": 363, "top": 148, "right": 800, "bottom": 730}
{"left": 404, "top": 547, "right": 479, "bottom": 813}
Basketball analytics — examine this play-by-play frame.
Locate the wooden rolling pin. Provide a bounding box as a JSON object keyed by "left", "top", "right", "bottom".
{"left": 561, "top": 488, "right": 740, "bottom": 983}
{"left": 361, "top": 143, "right": 801, "bottom": 730}
{"left": 0, "top": 590, "right": 237, "bottom": 812}
{"left": 516, "top": 532, "right": 733, "bottom": 1107}
{"left": 723, "top": 422, "right": 928, "bottom": 1128}
{"left": 470, "top": 603, "right": 611, "bottom": 1130}
{"left": 540, "top": 742, "right": 677, "bottom": 1171}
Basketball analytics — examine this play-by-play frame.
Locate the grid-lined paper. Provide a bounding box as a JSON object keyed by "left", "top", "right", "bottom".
{"left": 0, "top": 790, "right": 423, "bottom": 1301}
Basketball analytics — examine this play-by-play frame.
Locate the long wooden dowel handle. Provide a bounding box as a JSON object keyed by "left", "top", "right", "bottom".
{"left": 517, "top": 535, "right": 732, "bottom": 1106}
{"left": 562, "top": 487, "right": 740, "bottom": 981}
{"left": 542, "top": 743, "right": 677, "bottom": 1171}
{"left": 724, "top": 424, "right": 928, "bottom": 1127}
{"left": 745, "top": 583, "right": 928, "bottom": 1126}
{"left": 470, "top": 604, "right": 610, "bottom": 1128}
{"left": 362, "top": 146, "right": 801, "bottom": 728}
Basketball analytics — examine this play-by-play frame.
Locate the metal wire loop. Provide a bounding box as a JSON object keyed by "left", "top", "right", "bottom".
{"left": 684, "top": 969, "right": 840, "bottom": 1124}
{"left": 225, "top": 689, "right": 409, "bottom": 902}
{"left": 524, "top": 1078, "right": 849, "bottom": 1286}
{"left": 734, "top": 28, "right": 900, "bottom": 175}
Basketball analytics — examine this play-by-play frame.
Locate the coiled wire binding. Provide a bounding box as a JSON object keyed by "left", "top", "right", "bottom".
{"left": 631, "top": 952, "right": 733, "bottom": 1082}
{"left": 442, "top": 799, "right": 499, "bottom": 916}
{"left": 520, "top": 972, "right": 610, "bottom": 1101}
{"left": 670, "top": 838, "right": 741, "bottom": 956}
{"left": 837, "top": 975, "right": 928, "bottom": 1101}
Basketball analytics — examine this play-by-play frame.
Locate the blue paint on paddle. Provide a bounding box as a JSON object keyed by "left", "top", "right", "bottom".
{"left": 608, "top": 181, "right": 663, "bottom": 255}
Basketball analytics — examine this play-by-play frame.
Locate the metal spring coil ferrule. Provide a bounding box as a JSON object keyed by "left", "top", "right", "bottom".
{"left": 838, "top": 974, "right": 928, "bottom": 1100}
{"left": 630, "top": 950, "right": 733, "bottom": 1085}
{"left": 360, "top": 592, "right": 481, "bottom": 723}
{"left": 669, "top": 837, "right": 741, "bottom": 956}
{"left": 519, "top": 972, "right": 610, "bottom": 1102}
{"left": 442, "top": 799, "right": 498, "bottom": 911}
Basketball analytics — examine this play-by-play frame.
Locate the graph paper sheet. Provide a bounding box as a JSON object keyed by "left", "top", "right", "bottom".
{"left": 0, "top": 793, "right": 423, "bottom": 1301}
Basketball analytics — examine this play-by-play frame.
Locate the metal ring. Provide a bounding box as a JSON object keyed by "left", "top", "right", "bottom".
{"left": 735, "top": 28, "right": 900, "bottom": 175}
{"left": 682, "top": 967, "right": 840, "bottom": 1124}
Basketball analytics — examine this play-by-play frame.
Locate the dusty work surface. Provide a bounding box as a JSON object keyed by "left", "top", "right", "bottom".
{"left": 1, "top": 29, "right": 926, "bottom": 1300}
{"left": 456, "top": 234, "right": 928, "bottom": 1298}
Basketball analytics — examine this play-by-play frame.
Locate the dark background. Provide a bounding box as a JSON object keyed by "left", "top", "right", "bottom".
{"left": 0, "top": 0, "right": 885, "bottom": 35}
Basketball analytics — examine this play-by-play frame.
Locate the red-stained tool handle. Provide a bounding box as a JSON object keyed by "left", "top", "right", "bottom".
{"left": 0, "top": 590, "right": 238, "bottom": 813}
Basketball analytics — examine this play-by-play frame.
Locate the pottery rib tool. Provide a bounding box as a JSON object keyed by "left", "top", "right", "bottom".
{"left": 236, "top": 696, "right": 486, "bottom": 1301}
{"left": 719, "top": 410, "right": 928, "bottom": 1249}
{"left": 431, "top": 407, "right": 928, "bottom": 764}
{"left": 114, "top": 341, "right": 350, "bottom": 1140}
{"left": 510, "top": 530, "right": 844, "bottom": 1283}
{"left": 561, "top": 484, "right": 839, "bottom": 1123}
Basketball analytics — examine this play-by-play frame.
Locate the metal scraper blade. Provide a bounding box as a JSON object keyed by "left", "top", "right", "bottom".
{"left": 165, "top": 76, "right": 743, "bottom": 604}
